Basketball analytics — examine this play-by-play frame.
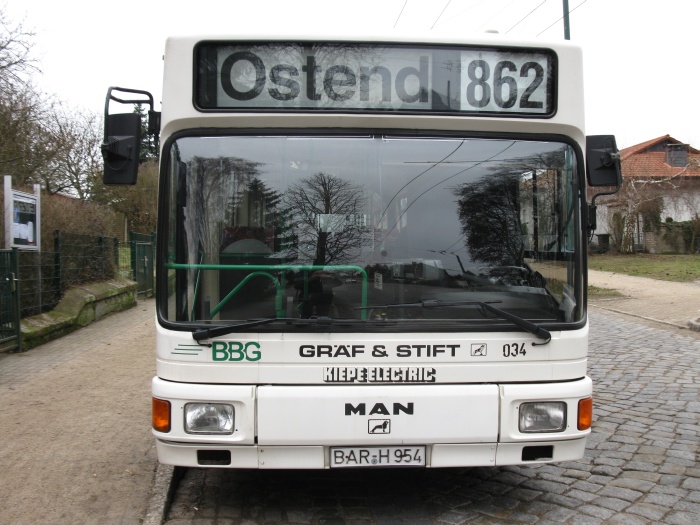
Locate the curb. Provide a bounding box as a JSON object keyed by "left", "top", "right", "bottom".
{"left": 689, "top": 318, "right": 700, "bottom": 332}
{"left": 589, "top": 303, "right": 689, "bottom": 330}
{"left": 143, "top": 464, "right": 182, "bottom": 525}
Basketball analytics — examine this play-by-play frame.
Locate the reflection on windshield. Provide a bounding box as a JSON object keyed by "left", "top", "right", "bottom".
{"left": 163, "top": 135, "right": 581, "bottom": 330}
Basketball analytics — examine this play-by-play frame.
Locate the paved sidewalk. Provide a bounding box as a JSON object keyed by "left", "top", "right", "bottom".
{"left": 0, "top": 299, "right": 157, "bottom": 525}
{"left": 588, "top": 270, "right": 700, "bottom": 332}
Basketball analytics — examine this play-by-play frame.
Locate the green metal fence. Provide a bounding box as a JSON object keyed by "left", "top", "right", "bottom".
{"left": 120, "top": 232, "right": 155, "bottom": 297}
{"left": 0, "top": 249, "right": 21, "bottom": 352}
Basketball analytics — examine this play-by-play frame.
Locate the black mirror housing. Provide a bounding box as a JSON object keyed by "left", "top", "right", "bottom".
{"left": 101, "top": 87, "right": 159, "bottom": 185}
{"left": 102, "top": 113, "right": 141, "bottom": 185}
{"left": 586, "top": 135, "right": 622, "bottom": 187}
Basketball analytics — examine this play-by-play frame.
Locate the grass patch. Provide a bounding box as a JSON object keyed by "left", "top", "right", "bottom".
{"left": 588, "top": 285, "right": 624, "bottom": 299}
{"left": 588, "top": 253, "right": 700, "bottom": 282}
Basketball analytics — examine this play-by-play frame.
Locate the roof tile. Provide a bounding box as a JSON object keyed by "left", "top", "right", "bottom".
{"left": 620, "top": 135, "right": 700, "bottom": 179}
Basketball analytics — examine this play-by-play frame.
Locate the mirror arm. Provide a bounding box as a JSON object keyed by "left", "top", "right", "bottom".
{"left": 588, "top": 182, "right": 622, "bottom": 234}
{"left": 104, "top": 87, "right": 160, "bottom": 141}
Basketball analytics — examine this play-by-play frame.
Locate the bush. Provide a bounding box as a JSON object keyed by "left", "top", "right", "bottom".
{"left": 662, "top": 219, "right": 700, "bottom": 254}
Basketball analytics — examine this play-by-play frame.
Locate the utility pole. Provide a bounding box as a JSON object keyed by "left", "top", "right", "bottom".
{"left": 563, "top": 0, "right": 571, "bottom": 40}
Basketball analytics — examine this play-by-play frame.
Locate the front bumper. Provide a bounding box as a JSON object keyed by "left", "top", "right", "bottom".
{"left": 154, "top": 438, "right": 587, "bottom": 468}
{"left": 152, "top": 377, "right": 592, "bottom": 468}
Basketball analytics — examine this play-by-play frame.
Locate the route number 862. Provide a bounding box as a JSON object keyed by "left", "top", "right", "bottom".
{"left": 465, "top": 59, "right": 545, "bottom": 111}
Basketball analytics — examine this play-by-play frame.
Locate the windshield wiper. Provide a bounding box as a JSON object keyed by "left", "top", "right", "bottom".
{"left": 193, "top": 318, "right": 288, "bottom": 341}
{"left": 192, "top": 317, "right": 367, "bottom": 342}
{"left": 356, "top": 300, "right": 551, "bottom": 345}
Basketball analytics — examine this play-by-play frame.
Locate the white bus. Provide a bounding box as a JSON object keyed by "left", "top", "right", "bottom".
{"left": 102, "top": 33, "right": 621, "bottom": 469}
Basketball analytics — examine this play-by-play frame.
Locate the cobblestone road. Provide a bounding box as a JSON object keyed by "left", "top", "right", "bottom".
{"left": 163, "top": 310, "right": 700, "bottom": 525}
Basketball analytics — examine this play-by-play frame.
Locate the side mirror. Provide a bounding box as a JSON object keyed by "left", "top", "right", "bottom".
{"left": 102, "top": 113, "right": 141, "bottom": 184}
{"left": 101, "top": 87, "right": 159, "bottom": 185}
{"left": 586, "top": 135, "right": 623, "bottom": 233}
{"left": 586, "top": 135, "right": 622, "bottom": 188}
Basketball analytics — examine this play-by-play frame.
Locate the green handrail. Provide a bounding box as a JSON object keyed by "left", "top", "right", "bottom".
{"left": 210, "top": 271, "right": 282, "bottom": 318}
{"left": 167, "top": 263, "right": 368, "bottom": 320}
{"left": 189, "top": 252, "right": 205, "bottom": 321}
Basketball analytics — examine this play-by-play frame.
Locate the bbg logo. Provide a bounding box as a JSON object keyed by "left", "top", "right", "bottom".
{"left": 212, "top": 342, "right": 261, "bottom": 362}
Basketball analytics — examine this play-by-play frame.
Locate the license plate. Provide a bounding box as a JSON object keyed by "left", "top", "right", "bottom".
{"left": 330, "top": 446, "right": 425, "bottom": 468}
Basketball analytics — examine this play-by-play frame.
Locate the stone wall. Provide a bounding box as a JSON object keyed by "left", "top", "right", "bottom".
{"left": 19, "top": 278, "right": 138, "bottom": 349}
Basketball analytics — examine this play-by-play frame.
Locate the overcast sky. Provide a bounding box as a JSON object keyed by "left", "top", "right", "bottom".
{"left": 5, "top": 0, "right": 699, "bottom": 149}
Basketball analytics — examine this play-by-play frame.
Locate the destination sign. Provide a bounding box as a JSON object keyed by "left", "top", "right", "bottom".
{"left": 195, "top": 42, "right": 555, "bottom": 116}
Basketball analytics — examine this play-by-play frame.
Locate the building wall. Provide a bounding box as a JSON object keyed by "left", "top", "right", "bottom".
{"left": 662, "top": 191, "right": 700, "bottom": 223}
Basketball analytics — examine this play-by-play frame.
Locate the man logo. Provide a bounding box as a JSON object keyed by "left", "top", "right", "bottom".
{"left": 369, "top": 419, "right": 390, "bottom": 434}
{"left": 344, "top": 402, "right": 414, "bottom": 416}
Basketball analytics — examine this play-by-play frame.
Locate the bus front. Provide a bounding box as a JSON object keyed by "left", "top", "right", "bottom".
{"left": 149, "top": 36, "right": 602, "bottom": 469}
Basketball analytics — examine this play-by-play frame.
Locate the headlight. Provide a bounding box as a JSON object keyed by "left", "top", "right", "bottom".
{"left": 184, "top": 403, "right": 234, "bottom": 434}
{"left": 519, "top": 402, "right": 566, "bottom": 433}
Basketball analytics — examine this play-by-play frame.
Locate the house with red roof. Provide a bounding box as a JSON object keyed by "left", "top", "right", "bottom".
{"left": 593, "top": 135, "right": 700, "bottom": 253}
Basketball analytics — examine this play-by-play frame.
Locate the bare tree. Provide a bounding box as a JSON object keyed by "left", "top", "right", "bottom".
{"left": 104, "top": 160, "right": 159, "bottom": 233}
{"left": 37, "top": 106, "right": 103, "bottom": 199}
{"left": 0, "top": 9, "right": 58, "bottom": 187}
{"left": 284, "top": 172, "right": 365, "bottom": 265}
{"left": 0, "top": 9, "right": 38, "bottom": 90}
{"left": 0, "top": 90, "right": 51, "bottom": 183}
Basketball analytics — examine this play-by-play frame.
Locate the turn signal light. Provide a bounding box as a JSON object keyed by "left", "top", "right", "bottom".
{"left": 152, "top": 397, "right": 171, "bottom": 433}
{"left": 578, "top": 397, "right": 593, "bottom": 431}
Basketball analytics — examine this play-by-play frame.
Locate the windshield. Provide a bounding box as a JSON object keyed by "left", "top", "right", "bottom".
{"left": 160, "top": 134, "right": 583, "bottom": 331}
